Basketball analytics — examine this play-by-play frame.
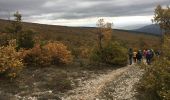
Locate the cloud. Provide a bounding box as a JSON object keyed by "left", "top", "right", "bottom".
{"left": 31, "top": 16, "right": 153, "bottom": 29}
{"left": 0, "top": 0, "right": 169, "bottom": 27}
{"left": 0, "top": 0, "right": 169, "bottom": 19}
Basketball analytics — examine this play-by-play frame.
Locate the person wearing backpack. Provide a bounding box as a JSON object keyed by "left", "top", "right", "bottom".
{"left": 143, "top": 49, "right": 147, "bottom": 64}
{"left": 146, "top": 50, "right": 151, "bottom": 65}
{"left": 128, "top": 48, "right": 133, "bottom": 65}
{"left": 150, "top": 49, "right": 155, "bottom": 59}
{"left": 143, "top": 49, "right": 147, "bottom": 58}
{"left": 155, "top": 50, "right": 161, "bottom": 58}
{"left": 136, "top": 50, "right": 142, "bottom": 64}
{"left": 133, "top": 51, "right": 137, "bottom": 63}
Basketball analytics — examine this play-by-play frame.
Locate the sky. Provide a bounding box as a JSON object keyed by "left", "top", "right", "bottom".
{"left": 0, "top": 0, "right": 169, "bottom": 29}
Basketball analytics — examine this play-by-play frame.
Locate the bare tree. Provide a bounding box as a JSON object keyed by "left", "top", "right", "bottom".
{"left": 96, "top": 19, "right": 113, "bottom": 50}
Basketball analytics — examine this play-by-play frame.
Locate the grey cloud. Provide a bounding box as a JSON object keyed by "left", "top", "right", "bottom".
{"left": 0, "top": 0, "right": 169, "bottom": 21}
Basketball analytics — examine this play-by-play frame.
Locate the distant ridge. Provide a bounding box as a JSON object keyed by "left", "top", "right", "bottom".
{"left": 134, "top": 24, "right": 162, "bottom": 35}
{"left": 0, "top": 19, "right": 157, "bottom": 35}
{"left": 0, "top": 18, "right": 160, "bottom": 37}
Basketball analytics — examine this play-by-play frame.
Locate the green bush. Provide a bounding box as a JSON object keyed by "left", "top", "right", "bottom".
{"left": 138, "top": 59, "right": 170, "bottom": 100}
{"left": 17, "top": 30, "right": 35, "bottom": 49}
{"left": 90, "top": 42, "right": 128, "bottom": 66}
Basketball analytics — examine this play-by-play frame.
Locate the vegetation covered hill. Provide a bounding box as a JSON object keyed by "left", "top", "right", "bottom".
{"left": 134, "top": 24, "right": 162, "bottom": 35}
{"left": 0, "top": 19, "right": 160, "bottom": 49}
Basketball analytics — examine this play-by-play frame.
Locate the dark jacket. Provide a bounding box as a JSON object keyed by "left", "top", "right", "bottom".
{"left": 136, "top": 51, "right": 142, "bottom": 59}
{"left": 128, "top": 49, "right": 133, "bottom": 58}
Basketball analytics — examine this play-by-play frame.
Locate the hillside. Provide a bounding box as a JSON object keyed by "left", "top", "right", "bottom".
{"left": 0, "top": 19, "right": 160, "bottom": 49}
{"left": 134, "top": 24, "right": 162, "bottom": 35}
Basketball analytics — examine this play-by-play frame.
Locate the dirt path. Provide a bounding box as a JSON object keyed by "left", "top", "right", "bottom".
{"left": 0, "top": 65, "right": 143, "bottom": 100}
{"left": 97, "top": 65, "right": 144, "bottom": 100}
{"left": 62, "top": 65, "right": 144, "bottom": 100}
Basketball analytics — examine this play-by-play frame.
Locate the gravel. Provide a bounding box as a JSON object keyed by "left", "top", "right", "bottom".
{"left": 62, "top": 65, "right": 140, "bottom": 100}
{"left": 0, "top": 65, "right": 144, "bottom": 100}
{"left": 97, "top": 65, "right": 144, "bottom": 100}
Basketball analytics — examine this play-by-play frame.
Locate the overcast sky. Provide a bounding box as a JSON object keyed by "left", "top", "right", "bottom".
{"left": 0, "top": 0, "right": 169, "bottom": 29}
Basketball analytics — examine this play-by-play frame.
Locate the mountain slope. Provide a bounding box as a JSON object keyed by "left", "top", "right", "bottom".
{"left": 134, "top": 24, "right": 162, "bottom": 35}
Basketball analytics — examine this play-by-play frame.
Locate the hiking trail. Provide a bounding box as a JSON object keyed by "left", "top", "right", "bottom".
{"left": 62, "top": 65, "right": 144, "bottom": 100}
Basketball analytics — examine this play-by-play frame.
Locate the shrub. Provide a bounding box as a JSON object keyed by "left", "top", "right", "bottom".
{"left": 0, "top": 40, "right": 23, "bottom": 78}
{"left": 138, "top": 59, "right": 170, "bottom": 100}
{"left": 77, "top": 47, "right": 91, "bottom": 59}
{"left": 90, "top": 42, "right": 128, "bottom": 66}
{"left": 17, "top": 30, "right": 35, "bottom": 49}
{"left": 23, "top": 44, "right": 51, "bottom": 67}
{"left": 43, "top": 41, "right": 73, "bottom": 65}
{"left": 163, "top": 37, "right": 170, "bottom": 60}
{"left": 23, "top": 41, "right": 72, "bottom": 67}
{"left": 70, "top": 47, "right": 80, "bottom": 58}
{"left": 0, "top": 33, "right": 12, "bottom": 46}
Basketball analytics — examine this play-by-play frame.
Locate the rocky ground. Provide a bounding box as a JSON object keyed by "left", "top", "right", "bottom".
{"left": 62, "top": 65, "right": 144, "bottom": 100}
{"left": 0, "top": 64, "right": 144, "bottom": 100}
{"left": 97, "top": 65, "right": 144, "bottom": 100}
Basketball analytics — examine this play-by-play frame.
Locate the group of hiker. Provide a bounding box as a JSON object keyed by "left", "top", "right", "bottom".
{"left": 128, "top": 48, "right": 161, "bottom": 65}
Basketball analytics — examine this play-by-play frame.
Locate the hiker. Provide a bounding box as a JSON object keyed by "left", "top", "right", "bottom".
{"left": 133, "top": 51, "right": 137, "bottom": 63}
{"left": 146, "top": 50, "right": 152, "bottom": 65}
{"left": 155, "top": 50, "right": 161, "bottom": 58}
{"left": 143, "top": 49, "right": 147, "bottom": 58}
{"left": 136, "top": 50, "right": 143, "bottom": 64}
{"left": 150, "top": 49, "right": 155, "bottom": 59}
{"left": 128, "top": 48, "right": 133, "bottom": 65}
{"left": 143, "top": 49, "right": 147, "bottom": 64}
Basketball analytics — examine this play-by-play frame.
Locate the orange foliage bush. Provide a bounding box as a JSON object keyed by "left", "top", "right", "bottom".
{"left": 43, "top": 41, "right": 73, "bottom": 65}
{"left": 23, "top": 44, "right": 51, "bottom": 67}
{"left": 23, "top": 41, "right": 72, "bottom": 67}
{"left": 0, "top": 39, "right": 23, "bottom": 78}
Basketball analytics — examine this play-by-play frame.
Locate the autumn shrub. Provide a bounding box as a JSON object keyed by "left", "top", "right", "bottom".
{"left": 43, "top": 41, "right": 73, "bottom": 65}
{"left": 90, "top": 42, "right": 128, "bottom": 66}
{"left": 78, "top": 47, "right": 91, "bottom": 59}
{"left": 23, "top": 41, "right": 72, "bottom": 67}
{"left": 0, "top": 39, "right": 23, "bottom": 78}
{"left": 138, "top": 58, "right": 170, "bottom": 100}
{"left": 23, "top": 44, "right": 51, "bottom": 67}
{"left": 0, "top": 33, "right": 12, "bottom": 46}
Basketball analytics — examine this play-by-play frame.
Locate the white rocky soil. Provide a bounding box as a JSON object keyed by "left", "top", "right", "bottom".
{"left": 0, "top": 65, "right": 144, "bottom": 100}
{"left": 62, "top": 65, "right": 144, "bottom": 100}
